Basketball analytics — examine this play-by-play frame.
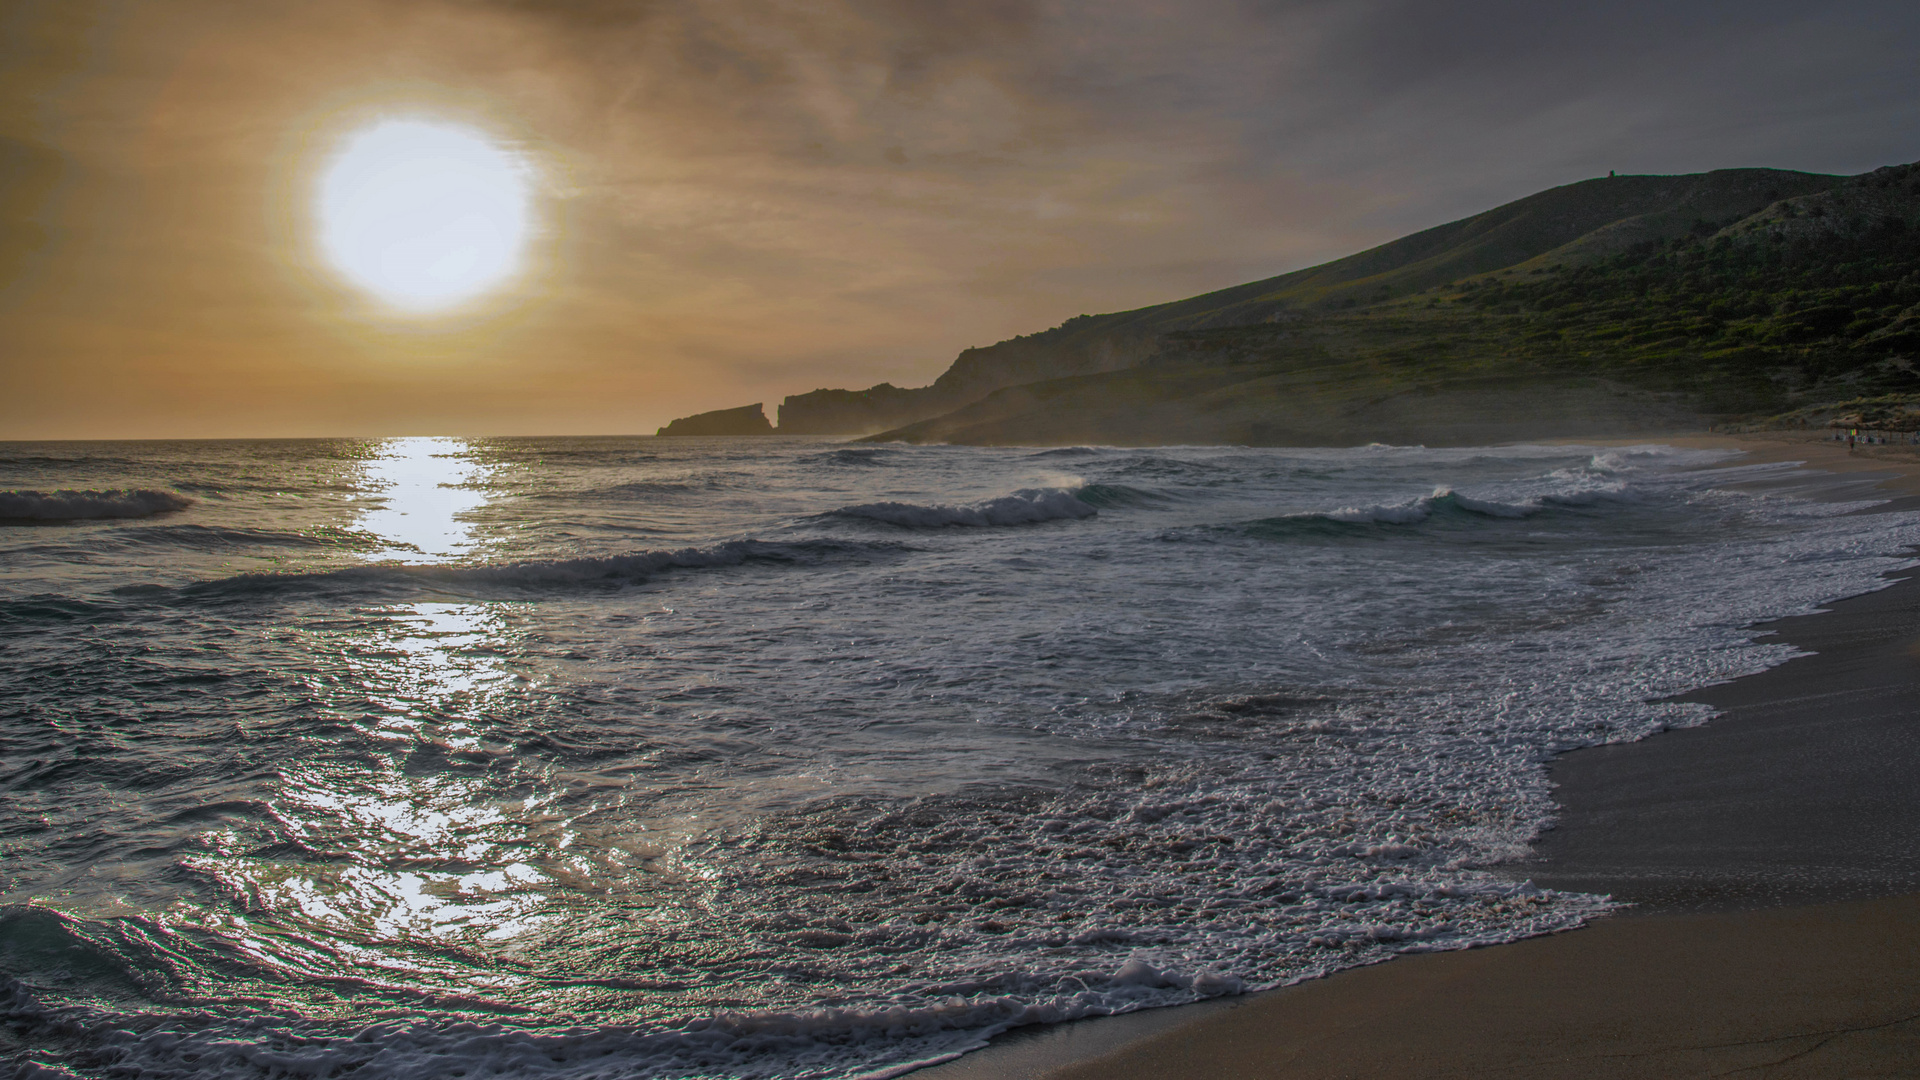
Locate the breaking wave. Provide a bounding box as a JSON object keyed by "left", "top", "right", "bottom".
{"left": 115, "top": 539, "right": 904, "bottom": 603}
{"left": 828, "top": 488, "right": 1097, "bottom": 528}
{"left": 10, "top": 436, "right": 1917, "bottom": 1080}
{"left": 0, "top": 489, "right": 193, "bottom": 522}
{"left": 1292, "top": 483, "right": 1632, "bottom": 526}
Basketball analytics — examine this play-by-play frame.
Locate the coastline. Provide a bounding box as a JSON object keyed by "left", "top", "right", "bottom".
{"left": 916, "top": 431, "right": 1920, "bottom": 1079}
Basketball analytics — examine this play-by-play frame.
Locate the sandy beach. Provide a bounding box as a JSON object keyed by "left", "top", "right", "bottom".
{"left": 918, "top": 431, "right": 1920, "bottom": 1080}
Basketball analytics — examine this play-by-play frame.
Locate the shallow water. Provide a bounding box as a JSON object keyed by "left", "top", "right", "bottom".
{"left": 2, "top": 436, "right": 1914, "bottom": 1078}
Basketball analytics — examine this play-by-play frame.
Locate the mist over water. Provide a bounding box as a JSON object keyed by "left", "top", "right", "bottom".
{"left": 2, "top": 436, "right": 1915, "bottom": 1078}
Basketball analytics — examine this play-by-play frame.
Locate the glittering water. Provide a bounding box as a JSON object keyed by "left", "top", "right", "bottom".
{"left": 2, "top": 436, "right": 1914, "bottom": 1078}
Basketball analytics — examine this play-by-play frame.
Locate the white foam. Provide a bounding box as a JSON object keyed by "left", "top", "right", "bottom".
{"left": 0, "top": 957, "right": 1265, "bottom": 1080}
{"left": 1299, "top": 473, "right": 1639, "bottom": 524}
{"left": 8, "top": 440, "right": 1920, "bottom": 1080}
{"left": 0, "top": 488, "right": 193, "bottom": 521}
{"left": 1309, "top": 487, "right": 1540, "bottom": 524}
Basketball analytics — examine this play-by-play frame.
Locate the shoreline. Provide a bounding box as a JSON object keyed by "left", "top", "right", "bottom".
{"left": 1573, "top": 429, "right": 1920, "bottom": 496}
{"left": 916, "top": 431, "right": 1920, "bottom": 1079}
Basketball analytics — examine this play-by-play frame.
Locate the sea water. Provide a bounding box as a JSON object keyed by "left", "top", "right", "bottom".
{"left": 2, "top": 436, "right": 1915, "bottom": 1079}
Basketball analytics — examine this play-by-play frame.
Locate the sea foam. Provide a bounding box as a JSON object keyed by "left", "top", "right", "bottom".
{"left": 1301, "top": 483, "right": 1630, "bottom": 525}
{"left": 5, "top": 438, "right": 1918, "bottom": 1080}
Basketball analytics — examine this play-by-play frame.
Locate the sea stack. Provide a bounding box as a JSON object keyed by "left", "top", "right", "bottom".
{"left": 656, "top": 403, "right": 774, "bottom": 436}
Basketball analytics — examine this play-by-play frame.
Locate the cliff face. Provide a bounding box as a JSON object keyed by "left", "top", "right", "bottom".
{"left": 775, "top": 330, "right": 1167, "bottom": 435}
{"left": 776, "top": 167, "right": 1839, "bottom": 435}
{"left": 656, "top": 403, "right": 773, "bottom": 436}
{"left": 775, "top": 384, "right": 949, "bottom": 435}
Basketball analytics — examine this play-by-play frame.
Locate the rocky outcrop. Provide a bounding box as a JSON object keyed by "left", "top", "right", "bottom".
{"left": 775, "top": 384, "right": 951, "bottom": 435}
{"left": 1722, "top": 162, "right": 1920, "bottom": 246}
{"left": 656, "top": 403, "right": 773, "bottom": 436}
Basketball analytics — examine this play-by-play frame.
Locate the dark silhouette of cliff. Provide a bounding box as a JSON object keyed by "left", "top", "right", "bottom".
{"left": 775, "top": 167, "right": 1841, "bottom": 436}
{"left": 656, "top": 403, "right": 772, "bottom": 436}
{"left": 861, "top": 161, "right": 1920, "bottom": 446}
{"left": 658, "top": 161, "right": 1920, "bottom": 445}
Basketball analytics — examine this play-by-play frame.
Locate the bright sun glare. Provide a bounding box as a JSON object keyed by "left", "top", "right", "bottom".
{"left": 318, "top": 120, "right": 531, "bottom": 312}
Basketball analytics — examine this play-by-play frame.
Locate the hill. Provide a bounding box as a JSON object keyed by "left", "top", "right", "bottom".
{"left": 775, "top": 166, "right": 1844, "bottom": 438}
{"left": 839, "top": 161, "right": 1920, "bottom": 446}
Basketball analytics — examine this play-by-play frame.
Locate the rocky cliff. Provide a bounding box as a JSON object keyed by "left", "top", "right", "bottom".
{"left": 774, "top": 384, "right": 949, "bottom": 435}
{"left": 656, "top": 403, "right": 773, "bottom": 436}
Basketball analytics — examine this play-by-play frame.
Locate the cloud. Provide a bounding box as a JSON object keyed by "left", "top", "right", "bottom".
{"left": 0, "top": 0, "right": 1915, "bottom": 437}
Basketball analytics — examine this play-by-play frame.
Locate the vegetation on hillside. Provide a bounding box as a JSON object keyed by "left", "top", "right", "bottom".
{"left": 1135, "top": 163, "right": 1920, "bottom": 425}
{"left": 1446, "top": 210, "right": 1920, "bottom": 412}
{"left": 785, "top": 168, "right": 1846, "bottom": 435}
{"left": 829, "top": 161, "right": 1920, "bottom": 444}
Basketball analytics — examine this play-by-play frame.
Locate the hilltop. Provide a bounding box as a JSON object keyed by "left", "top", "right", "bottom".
{"left": 665, "top": 160, "right": 1920, "bottom": 446}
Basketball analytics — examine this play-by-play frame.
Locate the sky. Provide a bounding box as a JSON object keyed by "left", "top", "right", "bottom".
{"left": 2, "top": 0, "right": 1917, "bottom": 439}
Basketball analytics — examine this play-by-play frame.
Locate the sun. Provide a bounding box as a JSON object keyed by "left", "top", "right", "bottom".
{"left": 316, "top": 119, "right": 532, "bottom": 312}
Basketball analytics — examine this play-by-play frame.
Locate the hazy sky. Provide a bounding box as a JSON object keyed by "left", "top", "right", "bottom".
{"left": 3, "top": 0, "right": 1917, "bottom": 438}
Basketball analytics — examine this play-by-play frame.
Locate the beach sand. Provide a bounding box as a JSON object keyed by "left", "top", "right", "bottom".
{"left": 916, "top": 431, "right": 1920, "bottom": 1080}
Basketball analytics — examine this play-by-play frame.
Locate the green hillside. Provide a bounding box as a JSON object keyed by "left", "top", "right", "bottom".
{"left": 774, "top": 166, "right": 1840, "bottom": 435}
{"left": 1446, "top": 163, "right": 1920, "bottom": 411}
{"left": 853, "top": 161, "right": 1920, "bottom": 446}
{"left": 927, "top": 165, "right": 1839, "bottom": 399}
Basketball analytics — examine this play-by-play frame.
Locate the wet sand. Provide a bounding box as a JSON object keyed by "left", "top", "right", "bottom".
{"left": 916, "top": 431, "right": 1920, "bottom": 1079}
{"left": 1514, "top": 563, "right": 1920, "bottom": 910}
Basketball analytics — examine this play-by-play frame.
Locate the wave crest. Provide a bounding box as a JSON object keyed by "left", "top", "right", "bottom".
{"left": 1280, "top": 482, "right": 1633, "bottom": 528}
{"left": 829, "top": 488, "right": 1097, "bottom": 528}
{"left": 134, "top": 539, "right": 902, "bottom": 603}
{"left": 0, "top": 489, "right": 193, "bottom": 522}
{"left": 1307, "top": 488, "right": 1534, "bottom": 525}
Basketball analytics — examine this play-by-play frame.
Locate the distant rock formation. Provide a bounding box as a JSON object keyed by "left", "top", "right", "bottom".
{"left": 656, "top": 403, "right": 773, "bottom": 436}
{"left": 776, "top": 383, "right": 952, "bottom": 435}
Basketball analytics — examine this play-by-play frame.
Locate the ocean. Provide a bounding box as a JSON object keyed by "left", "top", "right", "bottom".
{"left": 2, "top": 436, "right": 1915, "bottom": 1079}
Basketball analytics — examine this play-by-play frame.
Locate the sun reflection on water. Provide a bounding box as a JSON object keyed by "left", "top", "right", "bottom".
{"left": 170, "top": 439, "right": 711, "bottom": 1011}
{"left": 184, "top": 442, "right": 588, "bottom": 970}
{"left": 359, "top": 436, "right": 489, "bottom": 563}
{"left": 192, "top": 597, "right": 563, "bottom": 958}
